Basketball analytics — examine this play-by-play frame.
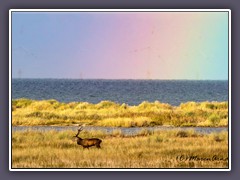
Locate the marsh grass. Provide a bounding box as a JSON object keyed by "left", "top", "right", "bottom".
{"left": 12, "top": 129, "right": 228, "bottom": 168}
{"left": 12, "top": 99, "right": 228, "bottom": 127}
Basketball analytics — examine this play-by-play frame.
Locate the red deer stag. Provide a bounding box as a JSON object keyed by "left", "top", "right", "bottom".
{"left": 73, "top": 125, "right": 102, "bottom": 149}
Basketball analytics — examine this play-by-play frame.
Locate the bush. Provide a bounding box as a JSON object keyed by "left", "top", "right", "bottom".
{"left": 96, "top": 101, "right": 120, "bottom": 109}
{"left": 208, "top": 114, "right": 221, "bottom": 126}
{"left": 13, "top": 98, "right": 33, "bottom": 108}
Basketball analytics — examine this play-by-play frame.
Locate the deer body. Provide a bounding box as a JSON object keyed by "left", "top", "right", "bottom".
{"left": 74, "top": 125, "right": 102, "bottom": 149}
{"left": 76, "top": 137, "right": 102, "bottom": 148}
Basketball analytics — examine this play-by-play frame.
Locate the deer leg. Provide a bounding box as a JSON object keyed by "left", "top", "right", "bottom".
{"left": 96, "top": 144, "right": 101, "bottom": 148}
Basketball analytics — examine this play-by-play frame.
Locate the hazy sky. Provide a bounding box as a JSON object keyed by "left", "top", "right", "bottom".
{"left": 12, "top": 11, "right": 229, "bottom": 80}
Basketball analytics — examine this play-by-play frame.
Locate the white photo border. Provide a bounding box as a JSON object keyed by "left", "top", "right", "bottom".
{"left": 9, "top": 9, "right": 231, "bottom": 171}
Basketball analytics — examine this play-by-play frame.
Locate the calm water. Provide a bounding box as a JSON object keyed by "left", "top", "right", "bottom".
{"left": 12, "top": 79, "right": 228, "bottom": 106}
{"left": 12, "top": 126, "right": 228, "bottom": 135}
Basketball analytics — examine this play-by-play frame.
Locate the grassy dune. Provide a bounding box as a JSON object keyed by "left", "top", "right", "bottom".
{"left": 12, "top": 129, "right": 228, "bottom": 168}
{"left": 12, "top": 99, "right": 228, "bottom": 127}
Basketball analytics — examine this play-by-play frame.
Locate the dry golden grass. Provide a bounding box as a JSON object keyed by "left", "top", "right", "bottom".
{"left": 12, "top": 129, "right": 228, "bottom": 168}
{"left": 12, "top": 99, "right": 228, "bottom": 127}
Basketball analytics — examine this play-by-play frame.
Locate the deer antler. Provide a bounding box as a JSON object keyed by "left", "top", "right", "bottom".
{"left": 75, "top": 124, "right": 83, "bottom": 137}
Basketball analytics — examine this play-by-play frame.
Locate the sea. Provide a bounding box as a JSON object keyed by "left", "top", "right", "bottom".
{"left": 12, "top": 79, "right": 228, "bottom": 106}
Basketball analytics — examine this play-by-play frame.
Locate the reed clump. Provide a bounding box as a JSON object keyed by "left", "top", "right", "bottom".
{"left": 12, "top": 99, "right": 228, "bottom": 127}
